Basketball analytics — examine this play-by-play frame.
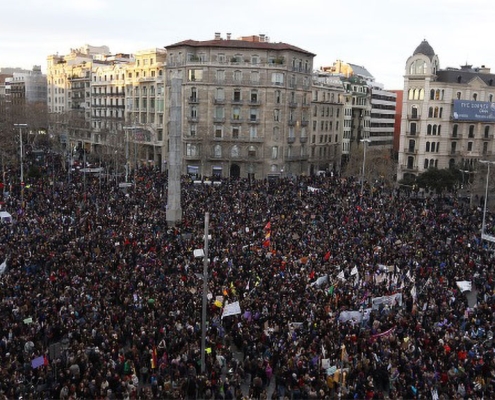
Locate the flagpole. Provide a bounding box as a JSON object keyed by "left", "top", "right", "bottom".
{"left": 201, "top": 212, "right": 209, "bottom": 374}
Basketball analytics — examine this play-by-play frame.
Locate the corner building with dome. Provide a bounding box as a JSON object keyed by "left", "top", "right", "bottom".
{"left": 398, "top": 40, "right": 495, "bottom": 181}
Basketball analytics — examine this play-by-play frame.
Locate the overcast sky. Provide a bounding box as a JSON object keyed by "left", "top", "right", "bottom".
{"left": 1, "top": 0, "right": 494, "bottom": 89}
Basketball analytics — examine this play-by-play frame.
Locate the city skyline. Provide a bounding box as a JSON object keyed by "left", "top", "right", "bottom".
{"left": 1, "top": 0, "right": 495, "bottom": 90}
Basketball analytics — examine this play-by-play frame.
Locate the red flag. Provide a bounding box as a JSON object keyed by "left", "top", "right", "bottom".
{"left": 151, "top": 346, "right": 157, "bottom": 369}
{"left": 309, "top": 270, "right": 315, "bottom": 280}
{"left": 324, "top": 251, "right": 331, "bottom": 261}
{"left": 43, "top": 355, "right": 49, "bottom": 366}
{"left": 264, "top": 221, "right": 271, "bottom": 230}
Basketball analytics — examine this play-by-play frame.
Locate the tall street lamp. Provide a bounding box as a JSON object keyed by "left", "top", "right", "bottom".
{"left": 14, "top": 123, "right": 28, "bottom": 207}
{"left": 479, "top": 160, "right": 495, "bottom": 242}
{"left": 360, "top": 138, "right": 371, "bottom": 201}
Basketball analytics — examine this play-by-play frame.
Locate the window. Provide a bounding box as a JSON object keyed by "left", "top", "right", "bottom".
{"left": 190, "top": 87, "right": 197, "bottom": 101}
{"left": 453, "top": 124, "right": 458, "bottom": 137}
{"left": 483, "top": 141, "right": 489, "bottom": 154}
{"left": 467, "top": 142, "right": 473, "bottom": 152}
{"left": 271, "top": 73, "right": 284, "bottom": 86}
{"left": 186, "top": 143, "right": 198, "bottom": 156}
{"left": 410, "top": 122, "right": 417, "bottom": 135}
{"left": 231, "top": 145, "right": 240, "bottom": 158}
{"left": 233, "top": 89, "right": 241, "bottom": 102}
{"left": 233, "top": 70, "right": 242, "bottom": 82}
{"left": 273, "top": 127, "right": 280, "bottom": 141}
{"left": 251, "top": 71, "right": 260, "bottom": 84}
{"left": 271, "top": 146, "right": 278, "bottom": 159}
{"left": 250, "top": 109, "right": 258, "bottom": 122}
{"left": 248, "top": 146, "right": 256, "bottom": 157}
{"left": 232, "top": 126, "right": 240, "bottom": 139}
{"left": 456, "top": 92, "right": 461, "bottom": 100}
{"left": 232, "top": 107, "right": 241, "bottom": 120}
{"left": 428, "top": 107, "right": 433, "bottom": 118}
{"left": 424, "top": 159, "right": 429, "bottom": 169}
{"left": 485, "top": 126, "right": 490, "bottom": 138}
{"left": 249, "top": 126, "right": 257, "bottom": 139}
{"left": 214, "top": 126, "right": 223, "bottom": 138}
{"left": 274, "top": 109, "right": 280, "bottom": 122}
{"left": 216, "top": 70, "right": 225, "bottom": 82}
{"left": 426, "top": 142, "right": 430, "bottom": 152}
{"left": 190, "top": 106, "right": 197, "bottom": 118}
{"left": 188, "top": 69, "right": 203, "bottom": 82}
{"left": 473, "top": 93, "right": 478, "bottom": 101}
{"left": 215, "top": 106, "right": 224, "bottom": 119}
{"left": 251, "top": 55, "right": 259, "bottom": 65}
{"left": 216, "top": 88, "right": 225, "bottom": 101}
{"left": 469, "top": 125, "right": 475, "bottom": 138}
{"left": 275, "top": 90, "right": 281, "bottom": 104}
{"left": 250, "top": 90, "right": 258, "bottom": 103}
{"left": 214, "top": 145, "right": 222, "bottom": 158}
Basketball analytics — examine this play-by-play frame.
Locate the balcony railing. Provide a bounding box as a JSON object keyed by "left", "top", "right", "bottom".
{"left": 188, "top": 97, "right": 199, "bottom": 104}
{"left": 214, "top": 98, "right": 226, "bottom": 105}
{"left": 288, "top": 102, "right": 298, "bottom": 108}
{"left": 248, "top": 118, "right": 260, "bottom": 124}
{"left": 407, "top": 114, "right": 421, "bottom": 120}
{"left": 230, "top": 118, "right": 243, "bottom": 124}
{"left": 287, "top": 137, "right": 296, "bottom": 144}
{"left": 300, "top": 136, "right": 308, "bottom": 143}
{"left": 403, "top": 147, "right": 417, "bottom": 154}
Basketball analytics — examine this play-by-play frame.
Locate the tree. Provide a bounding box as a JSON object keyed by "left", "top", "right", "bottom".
{"left": 415, "top": 168, "right": 459, "bottom": 194}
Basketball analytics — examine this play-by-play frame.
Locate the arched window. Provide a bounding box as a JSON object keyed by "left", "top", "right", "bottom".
{"left": 231, "top": 145, "right": 240, "bottom": 158}
{"left": 410, "top": 122, "right": 417, "bottom": 134}
{"left": 428, "top": 107, "right": 433, "bottom": 118}
{"left": 430, "top": 89, "right": 435, "bottom": 100}
{"left": 473, "top": 93, "right": 478, "bottom": 101}
{"left": 485, "top": 126, "right": 490, "bottom": 138}
{"left": 456, "top": 92, "right": 461, "bottom": 100}
{"left": 411, "top": 105, "right": 418, "bottom": 118}
{"left": 432, "top": 125, "right": 437, "bottom": 135}
{"left": 439, "top": 107, "right": 443, "bottom": 118}
{"left": 469, "top": 125, "right": 475, "bottom": 138}
{"left": 214, "top": 144, "right": 222, "bottom": 158}
{"left": 248, "top": 146, "right": 256, "bottom": 157}
{"left": 434, "top": 107, "right": 439, "bottom": 118}
{"left": 427, "top": 124, "right": 432, "bottom": 135}
{"left": 426, "top": 142, "right": 430, "bottom": 152}
{"left": 424, "top": 159, "right": 429, "bottom": 169}
{"left": 419, "top": 89, "right": 424, "bottom": 100}
{"left": 490, "top": 94, "right": 493, "bottom": 102}
{"left": 408, "top": 89, "right": 414, "bottom": 100}
{"left": 438, "top": 125, "right": 442, "bottom": 136}
{"left": 414, "top": 89, "right": 419, "bottom": 100}
{"left": 435, "top": 90, "right": 440, "bottom": 100}
{"left": 453, "top": 124, "right": 458, "bottom": 137}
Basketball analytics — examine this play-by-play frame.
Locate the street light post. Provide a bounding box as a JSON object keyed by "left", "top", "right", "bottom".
{"left": 14, "top": 124, "right": 28, "bottom": 207}
{"left": 479, "top": 160, "right": 495, "bottom": 242}
{"left": 360, "top": 138, "right": 371, "bottom": 202}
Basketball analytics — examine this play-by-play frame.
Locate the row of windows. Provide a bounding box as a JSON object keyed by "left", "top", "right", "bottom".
{"left": 313, "top": 106, "right": 340, "bottom": 118}
{"left": 313, "top": 120, "right": 340, "bottom": 132}
{"left": 408, "top": 88, "right": 495, "bottom": 102}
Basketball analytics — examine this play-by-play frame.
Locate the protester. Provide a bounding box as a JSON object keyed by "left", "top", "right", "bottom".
{"left": 0, "top": 164, "right": 494, "bottom": 400}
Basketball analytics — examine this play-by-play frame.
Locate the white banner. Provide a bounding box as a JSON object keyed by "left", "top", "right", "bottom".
{"left": 456, "top": 281, "right": 472, "bottom": 292}
{"left": 371, "top": 293, "right": 402, "bottom": 310}
{"left": 221, "top": 301, "right": 241, "bottom": 318}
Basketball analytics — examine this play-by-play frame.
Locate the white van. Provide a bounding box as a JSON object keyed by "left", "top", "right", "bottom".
{"left": 0, "top": 211, "right": 12, "bottom": 224}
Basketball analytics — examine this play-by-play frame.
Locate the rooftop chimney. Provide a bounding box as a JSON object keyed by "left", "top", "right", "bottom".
{"left": 214, "top": 32, "right": 221, "bottom": 40}
{"left": 226, "top": 33, "right": 231, "bottom": 40}
{"left": 259, "top": 34, "right": 265, "bottom": 42}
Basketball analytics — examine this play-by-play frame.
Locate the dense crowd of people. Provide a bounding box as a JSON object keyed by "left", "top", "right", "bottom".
{"left": 0, "top": 163, "right": 494, "bottom": 400}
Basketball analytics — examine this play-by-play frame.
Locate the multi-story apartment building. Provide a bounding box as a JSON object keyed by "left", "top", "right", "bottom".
{"left": 164, "top": 33, "right": 315, "bottom": 179}
{"left": 398, "top": 40, "right": 495, "bottom": 181}
{"left": 310, "top": 72, "right": 345, "bottom": 174}
{"left": 124, "top": 49, "right": 166, "bottom": 168}
{"left": 47, "top": 46, "right": 167, "bottom": 168}
{"left": 369, "top": 83, "right": 396, "bottom": 147}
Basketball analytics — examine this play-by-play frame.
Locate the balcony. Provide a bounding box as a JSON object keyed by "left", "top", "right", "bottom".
{"left": 214, "top": 98, "right": 226, "bottom": 105}
{"left": 407, "top": 114, "right": 421, "bottom": 120}
{"left": 187, "top": 116, "right": 199, "bottom": 123}
{"left": 401, "top": 164, "right": 418, "bottom": 172}
{"left": 230, "top": 117, "right": 243, "bottom": 124}
{"left": 288, "top": 102, "right": 298, "bottom": 108}
{"left": 451, "top": 134, "right": 462, "bottom": 139}
{"left": 300, "top": 136, "right": 308, "bottom": 143}
{"left": 232, "top": 98, "right": 243, "bottom": 105}
{"left": 287, "top": 136, "right": 296, "bottom": 144}
{"left": 288, "top": 119, "right": 296, "bottom": 126}
{"left": 188, "top": 96, "right": 199, "bottom": 104}
{"left": 450, "top": 150, "right": 461, "bottom": 155}
{"left": 248, "top": 118, "right": 260, "bottom": 124}
{"left": 301, "top": 120, "right": 309, "bottom": 127}
{"left": 249, "top": 100, "right": 261, "bottom": 106}
{"left": 403, "top": 147, "right": 417, "bottom": 154}
{"left": 287, "top": 154, "right": 309, "bottom": 161}
{"left": 301, "top": 102, "right": 310, "bottom": 109}
{"left": 406, "top": 131, "right": 417, "bottom": 137}
{"left": 213, "top": 117, "right": 225, "bottom": 124}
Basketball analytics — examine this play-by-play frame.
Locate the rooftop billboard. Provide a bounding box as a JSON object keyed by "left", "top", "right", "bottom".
{"left": 453, "top": 100, "right": 495, "bottom": 122}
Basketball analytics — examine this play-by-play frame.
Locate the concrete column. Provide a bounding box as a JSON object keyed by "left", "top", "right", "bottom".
{"left": 166, "top": 77, "right": 183, "bottom": 226}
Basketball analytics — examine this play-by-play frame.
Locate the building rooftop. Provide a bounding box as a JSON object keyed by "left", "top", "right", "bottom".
{"left": 413, "top": 39, "right": 435, "bottom": 60}
{"left": 165, "top": 39, "right": 316, "bottom": 56}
